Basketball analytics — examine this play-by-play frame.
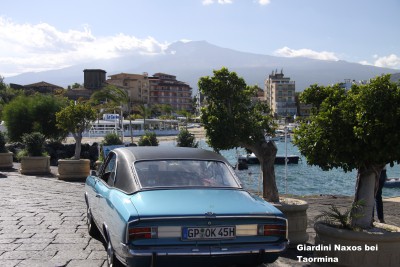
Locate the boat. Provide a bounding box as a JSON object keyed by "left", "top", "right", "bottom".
{"left": 265, "top": 130, "right": 292, "bottom": 142}
{"left": 238, "top": 153, "right": 300, "bottom": 165}
{"left": 384, "top": 178, "right": 400, "bottom": 188}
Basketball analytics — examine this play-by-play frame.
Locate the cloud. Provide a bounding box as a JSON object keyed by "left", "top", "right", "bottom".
{"left": 359, "top": 54, "right": 400, "bottom": 69}
{"left": 0, "top": 17, "right": 169, "bottom": 76}
{"left": 202, "top": 0, "right": 233, "bottom": 5}
{"left": 373, "top": 54, "right": 400, "bottom": 69}
{"left": 274, "top": 46, "right": 339, "bottom": 61}
{"left": 258, "top": 0, "right": 271, "bottom": 5}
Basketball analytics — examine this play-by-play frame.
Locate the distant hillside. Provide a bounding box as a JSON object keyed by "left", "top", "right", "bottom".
{"left": 5, "top": 41, "right": 398, "bottom": 93}
{"left": 390, "top": 73, "right": 400, "bottom": 83}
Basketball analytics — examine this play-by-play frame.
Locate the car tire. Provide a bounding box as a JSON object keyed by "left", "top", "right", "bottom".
{"left": 106, "top": 236, "right": 124, "bottom": 267}
{"left": 87, "top": 207, "right": 100, "bottom": 238}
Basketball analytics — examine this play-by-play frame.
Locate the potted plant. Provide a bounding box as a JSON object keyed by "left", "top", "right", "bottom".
{"left": 199, "top": 68, "right": 308, "bottom": 245}
{"left": 294, "top": 74, "right": 400, "bottom": 265}
{"left": 55, "top": 101, "right": 96, "bottom": 181}
{"left": 312, "top": 201, "right": 400, "bottom": 266}
{"left": 0, "top": 131, "right": 13, "bottom": 169}
{"left": 19, "top": 132, "right": 50, "bottom": 174}
{"left": 138, "top": 131, "right": 159, "bottom": 146}
{"left": 176, "top": 128, "right": 199, "bottom": 148}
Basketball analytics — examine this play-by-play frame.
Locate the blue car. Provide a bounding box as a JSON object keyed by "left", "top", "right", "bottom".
{"left": 85, "top": 147, "right": 288, "bottom": 267}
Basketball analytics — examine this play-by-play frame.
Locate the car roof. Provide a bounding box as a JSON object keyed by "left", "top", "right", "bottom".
{"left": 114, "top": 146, "right": 228, "bottom": 163}
{"left": 106, "top": 147, "right": 234, "bottom": 194}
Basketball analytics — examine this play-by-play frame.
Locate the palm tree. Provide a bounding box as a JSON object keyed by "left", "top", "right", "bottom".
{"left": 136, "top": 104, "right": 152, "bottom": 131}
{"left": 90, "top": 85, "right": 132, "bottom": 142}
{"left": 161, "top": 104, "right": 173, "bottom": 117}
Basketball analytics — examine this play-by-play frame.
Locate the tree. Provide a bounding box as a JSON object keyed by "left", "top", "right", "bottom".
{"left": 161, "top": 104, "right": 173, "bottom": 115}
{"left": 3, "top": 94, "right": 68, "bottom": 141}
{"left": 136, "top": 104, "right": 152, "bottom": 130}
{"left": 0, "top": 76, "right": 23, "bottom": 119}
{"left": 176, "top": 128, "right": 199, "bottom": 148}
{"left": 293, "top": 74, "right": 400, "bottom": 228}
{"left": 71, "top": 83, "right": 81, "bottom": 89}
{"left": 199, "top": 67, "right": 278, "bottom": 202}
{"left": 56, "top": 101, "right": 97, "bottom": 159}
{"left": 31, "top": 95, "right": 69, "bottom": 140}
{"left": 2, "top": 95, "right": 32, "bottom": 141}
{"left": 90, "top": 85, "right": 131, "bottom": 142}
{"left": 177, "top": 109, "right": 194, "bottom": 129}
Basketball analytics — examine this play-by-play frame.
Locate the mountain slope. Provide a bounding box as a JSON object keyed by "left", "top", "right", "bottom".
{"left": 4, "top": 41, "right": 398, "bottom": 92}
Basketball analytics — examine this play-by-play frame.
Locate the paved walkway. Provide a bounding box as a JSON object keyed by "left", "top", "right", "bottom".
{"left": 1, "top": 165, "right": 399, "bottom": 267}
{"left": 0, "top": 165, "right": 107, "bottom": 267}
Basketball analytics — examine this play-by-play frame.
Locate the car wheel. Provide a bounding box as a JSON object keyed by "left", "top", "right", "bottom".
{"left": 106, "top": 237, "right": 123, "bottom": 267}
{"left": 87, "top": 207, "right": 100, "bottom": 237}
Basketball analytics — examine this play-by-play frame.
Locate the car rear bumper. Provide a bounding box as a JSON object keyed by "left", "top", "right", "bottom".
{"left": 120, "top": 241, "right": 288, "bottom": 266}
{"left": 124, "top": 241, "right": 288, "bottom": 256}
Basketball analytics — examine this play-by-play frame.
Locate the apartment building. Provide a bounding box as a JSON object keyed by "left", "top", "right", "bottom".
{"left": 148, "top": 73, "right": 193, "bottom": 111}
{"left": 106, "top": 72, "right": 150, "bottom": 106}
{"left": 264, "top": 70, "right": 297, "bottom": 117}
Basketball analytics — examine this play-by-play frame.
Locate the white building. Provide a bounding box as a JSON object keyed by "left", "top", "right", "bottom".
{"left": 264, "top": 70, "right": 297, "bottom": 117}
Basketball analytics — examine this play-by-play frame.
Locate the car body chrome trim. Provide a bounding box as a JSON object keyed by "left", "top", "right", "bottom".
{"left": 137, "top": 215, "right": 287, "bottom": 221}
{"left": 125, "top": 241, "right": 289, "bottom": 257}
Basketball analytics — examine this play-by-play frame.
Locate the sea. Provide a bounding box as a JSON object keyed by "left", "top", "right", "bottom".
{"left": 159, "top": 139, "right": 400, "bottom": 198}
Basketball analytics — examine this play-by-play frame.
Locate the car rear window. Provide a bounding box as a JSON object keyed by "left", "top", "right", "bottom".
{"left": 134, "top": 160, "right": 240, "bottom": 188}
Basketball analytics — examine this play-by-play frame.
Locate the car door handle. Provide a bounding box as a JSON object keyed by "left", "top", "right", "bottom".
{"left": 95, "top": 194, "right": 103, "bottom": 198}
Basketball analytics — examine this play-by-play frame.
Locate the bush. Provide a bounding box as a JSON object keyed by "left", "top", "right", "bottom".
{"left": 138, "top": 132, "right": 159, "bottom": 146}
{"left": 21, "top": 132, "right": 46, "bottom": 157}
{"left": 2, "top": 94, "right": 68, "bottom": 142}
{"left": 102, "top": 133, "right": 123, "bottom": 146}
{"left": 176, "top": 129, "right": 198, "bottom": 148}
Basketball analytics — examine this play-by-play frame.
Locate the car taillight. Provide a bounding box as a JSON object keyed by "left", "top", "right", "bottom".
{"left": 128, "top": 227, "right": 158, "bottom": 241}
{"left": 258, "top": 224, "right": 287, "bottom": 238}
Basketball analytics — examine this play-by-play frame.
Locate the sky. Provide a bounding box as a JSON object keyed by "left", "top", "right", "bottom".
{"left": 1, "top": 0, "right": 399, "bottom": 77}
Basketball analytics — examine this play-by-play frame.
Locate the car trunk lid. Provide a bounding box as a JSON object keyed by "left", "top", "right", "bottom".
{"left": 129, "top": 188, "right": 282, "bottom": 218}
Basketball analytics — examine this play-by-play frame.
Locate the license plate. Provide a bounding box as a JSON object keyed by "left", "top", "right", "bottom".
{"left": 182, "top": 226, "right": 236, "bottom": 240}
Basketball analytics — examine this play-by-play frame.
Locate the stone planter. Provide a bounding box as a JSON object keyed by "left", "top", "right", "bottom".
{"left": 0, "top": 152, "right": 13, "bottom": 169}
{"left": 274, "top": 198, "right": 309, "bottom": 246}
{"left": 20, "top": 156, "right": 51, "bottom": 175}
{"left": 314, "top": 222, "right": 400, "bottom": 267}
{"left": 58, "top": 159, "right": 90, "bottom": 181}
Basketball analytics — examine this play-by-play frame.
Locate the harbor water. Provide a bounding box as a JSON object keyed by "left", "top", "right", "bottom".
{"left": 160, "top": 139, "right": 400, "bottom": 197}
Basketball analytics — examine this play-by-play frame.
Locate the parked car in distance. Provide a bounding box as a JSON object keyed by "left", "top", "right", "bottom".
{"left": 85, "top": 146, "right": 288, "bottom": 267}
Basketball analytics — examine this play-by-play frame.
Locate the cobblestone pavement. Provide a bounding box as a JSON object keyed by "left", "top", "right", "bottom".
{"left": 1, "top": 165, "right": 400, "bottom": 267}
{"left": 0, "top": 165, "right": 107, "bottom": 267}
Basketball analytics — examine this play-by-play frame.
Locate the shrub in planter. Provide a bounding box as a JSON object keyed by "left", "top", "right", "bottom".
{"left": 97, "top": 132, "right": 123, "bottom": 168}
{"left": 21, "top": 132, "right": 46, "bottom": 157}
{"left": 103, "top": 132, "right": 123, "bottom": 146}
{"left": 0, "top": 131, "right": 13, "bottom": 169}
{"left": 138, "top": 131, "right": 159, "bottom": 146}
{"left": 313, "top": 201, "right": 400, "bottom": 266}
{"left": 19, "top": 132, "right": 50, "bottom": 174}
{"left": 176, "top": 128, "right": 198, "bottom": 148}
